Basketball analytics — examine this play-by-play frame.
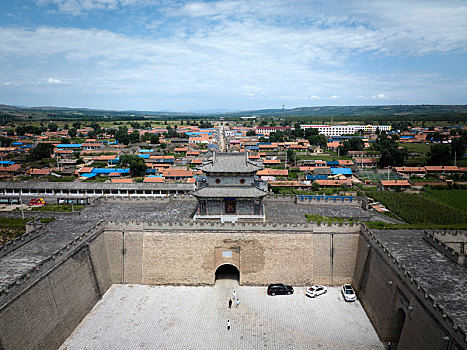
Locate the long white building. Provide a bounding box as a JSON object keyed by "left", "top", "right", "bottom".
{"left": 300, "top": 124, "right": 391, "bottom": 137}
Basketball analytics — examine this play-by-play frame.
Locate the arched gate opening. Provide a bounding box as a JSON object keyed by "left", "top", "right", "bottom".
{"left": 391, "top": 308, "right": 406, "bottom": 349}
{"left": 215, "top": 264, "right": 239, "bottom": 286}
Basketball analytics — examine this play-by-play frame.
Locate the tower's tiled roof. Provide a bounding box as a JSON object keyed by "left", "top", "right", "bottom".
{"left": 199, "top": 152, "right": 263, "bottom": 173}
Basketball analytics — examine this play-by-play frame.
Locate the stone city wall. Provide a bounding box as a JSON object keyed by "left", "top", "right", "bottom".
{"left": 102, "top": 221, "right": 361, "bottom": 287}
{"left": 354, "top": 225, "right": 467, "bottom": 350}
{"left": 0, "top": 223, "right": 112, "bottom": 350}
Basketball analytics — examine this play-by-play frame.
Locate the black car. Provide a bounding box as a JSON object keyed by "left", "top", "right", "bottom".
{"left": 267, "top": 283, "right": 294, "bottom": 296}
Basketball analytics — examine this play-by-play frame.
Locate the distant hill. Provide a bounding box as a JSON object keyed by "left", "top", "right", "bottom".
{"left": 224, "top": 105, "right": 467, "bottom": 117}
{"left": 1, "top": 104, "right": 467, "bottom": 120}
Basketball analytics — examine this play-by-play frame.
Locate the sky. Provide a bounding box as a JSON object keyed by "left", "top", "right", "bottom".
{"left": 0, "top": 0, "right": 467, "bottom": 112}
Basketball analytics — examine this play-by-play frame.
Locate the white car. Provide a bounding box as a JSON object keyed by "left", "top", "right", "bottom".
{"left": 341, "top": 284, "right": 356, "bottom": 302}
{"left": 306, "top": 285, "right": 327, "bottom": 298}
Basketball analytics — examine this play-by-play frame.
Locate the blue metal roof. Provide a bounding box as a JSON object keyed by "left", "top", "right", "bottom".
{"left": 11, "top": 142, "right": 23, "bottom": 146}
{"left": 56, "top": 143, "right": 82, "bottom": 148}
{"left": 91, "top": 168, "right": 130, "bottom": 174}
{"left": 138, "top": 154, "right": 150, "bottom": 159}
{"left": 0, "top": 161, "right": 15, "bottom": 165}
{"left": 305, "top": 175, "right": 328, "bottom": 180}
{"left": 81, "top": 173, "right": 97, "bottom": 178}
{"left": 326, "top": 161, "right": 339, "bottom": 166}
{"left": 331, "top": 168, "right": 353, "bottom": 175}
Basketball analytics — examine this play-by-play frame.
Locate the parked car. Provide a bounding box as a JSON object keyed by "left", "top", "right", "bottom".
{"left": 341, "top": 284, "right": 356, "bottom": 302}
{"left": 29, "top": 198, "right": 45, "bottom": 206}
{"left": 305, "top": 285, "right": 327, "bottom": 298}
{"left": 267, "top": 283, "right": 294, "bottom": 296}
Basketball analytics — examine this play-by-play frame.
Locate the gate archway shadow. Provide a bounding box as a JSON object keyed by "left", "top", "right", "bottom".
{"left": 215, "top": 264, "right": 239, "bottom": 287}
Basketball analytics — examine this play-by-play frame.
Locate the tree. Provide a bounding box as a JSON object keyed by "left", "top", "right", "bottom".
{"left": 309, "top": 134, "right": 327, "bottom": 149}
{"left": 246, "top": 130, "right": 256, "bottom": 136}
{"left": 150, "top": 134, "right": 160, "bottom": 144}
{"left": 286, "top": 149, "right": 296, "bottom": 166}
{"left": 116, "top": 126, "right": 130, "bottom": 145}
{"left": 48, "top": 123, "right": 58, "bottom": 132}
{"left": 451, "top": 137, "right": 466, "bottom": 161}
{"left": 373, "top": 132, "right": 408, "bottom": 167}
{"left": 16, "top": 125, "right": 42, "bottom": 136}
{"left": 72, "top": 121, "right": 81, "bottom": 129}
{"left": 427, "top": 144, "right": 452, "bottom": 165}
{"left": 28, "top": 143, "right": 55, "bottom": 161}
{"left": 119, "top": 154, "right": 147, "bottom": 177}
{"left": 337, "top": 137, "right": 364, "bottom": 156}
{"left": 0, "top": 136, "right": 12, "bottom": 147}
{"left": 68, "top": 128, "right": 77, "bottom": 138}
{"left": 129, "top": 131, "right": 140, "bottom": 143}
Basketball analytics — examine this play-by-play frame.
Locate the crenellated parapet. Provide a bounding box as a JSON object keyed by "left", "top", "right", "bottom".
{"left": 0, "top": 219, "right": 47, "bottom": 259}
{"left": 360, "top": 224, "right": 467, "bottom": 346}
{"left": 104, "top": 220, "right": 362, "bottom": 233}
{"left": 0, "top": 221, "right": 106, "bottom": 306}
{"left": 423, "top": 230, "right": 466, "bottom": 266}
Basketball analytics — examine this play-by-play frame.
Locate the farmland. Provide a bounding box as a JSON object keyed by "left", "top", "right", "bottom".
{"left": 365, "top": 189, "right": 467, "bottom": 226}
{"left": 422, "top": 190, "right": 467, "bottom": 212}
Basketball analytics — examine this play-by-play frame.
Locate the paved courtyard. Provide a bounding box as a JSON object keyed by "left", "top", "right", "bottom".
{"left": 60, "top": 284, "right": 384, "bottom": 350}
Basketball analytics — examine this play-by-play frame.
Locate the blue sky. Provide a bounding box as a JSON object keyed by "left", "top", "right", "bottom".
{"left": 1, "top": 0, "right": 466, "bottom": 111}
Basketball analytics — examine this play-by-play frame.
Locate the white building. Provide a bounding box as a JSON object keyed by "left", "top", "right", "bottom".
{"left": 300, "top": 124, "right": 391, "bottom": 137}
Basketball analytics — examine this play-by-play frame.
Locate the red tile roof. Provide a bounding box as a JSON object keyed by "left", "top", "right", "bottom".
{"left": 257, "top": 168, "right": 288, "bottom": 176}
{"left": 380, "top": 180, "right": 410, "bottom": 186}
{"left": 143, "top": 176, "right": 164, "bottom": 183}
{"left": 111, "top": 178, "right": 134, "bottom": 183}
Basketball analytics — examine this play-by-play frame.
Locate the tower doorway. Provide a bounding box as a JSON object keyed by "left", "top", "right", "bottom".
{"left": 225, "top": 200, "right": 236, "bottom": 214}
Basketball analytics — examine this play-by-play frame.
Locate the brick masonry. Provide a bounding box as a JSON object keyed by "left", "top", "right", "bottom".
{"left": 1, "top": 220, "right": 466, "bottom": 350}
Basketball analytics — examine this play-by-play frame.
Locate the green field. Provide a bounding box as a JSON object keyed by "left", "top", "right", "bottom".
{"left": 401, "top": 143, "right": 431, "bottom": 154}
{"left": 422, "top": 190, "right": 467, "bottom": 212}
{"left": 365, "top": 189, "right": 467, "bottom": 226}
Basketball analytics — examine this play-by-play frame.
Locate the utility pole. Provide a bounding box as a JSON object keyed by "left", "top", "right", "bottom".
{"left": 0, "top": 141, "right": 3, "bottom": 167}
{"left": 20, "top": 194, "right": 24, "bottom": 220}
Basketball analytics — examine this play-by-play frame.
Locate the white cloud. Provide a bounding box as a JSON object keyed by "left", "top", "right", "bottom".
{"left": 371, "top": 93, "right": 389, "bottom": 99}
{"left": 3, "top": 1, "right": 467, "bottom": 109}
{"left": 47, "top": 77, "right": 63, "bottom": 84}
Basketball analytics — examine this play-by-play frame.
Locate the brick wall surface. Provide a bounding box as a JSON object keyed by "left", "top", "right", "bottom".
{"left": 102, "top": 228, "right": 360, "bottom": 287}
{"left": 0, "top": 234, "right": 110, "bottom": 350}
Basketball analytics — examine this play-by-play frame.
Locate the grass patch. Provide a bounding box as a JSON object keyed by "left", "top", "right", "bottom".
{"left": 422, "top": 190, "right": 467, "bottom": 212}
{"left": 401, "top": 143, "right": 431, "bottom": 154}
{"left": 30, "top": 204, "right": 85, "bottom": 212}
{"left": 0, "top": 217, "right": 29, "bottom": 246}
{"left": 40, "top": 217, "right": 56, "bottom": 223}
{"left": 0, "top": 217, "right": 55, "bottom": 245}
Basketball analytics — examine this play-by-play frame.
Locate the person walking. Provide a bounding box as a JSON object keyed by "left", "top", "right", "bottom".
{"left": 227, "top": 320, "right": 231, "bottom": 330}
{"left": 233, "top": 290, "right": 236, "bottom": 302}
{"left": 235, "top": 299, "right": 240, "bottom": 308}
{"left": 228, "top": 299, "right": 232, "bottom": 309}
